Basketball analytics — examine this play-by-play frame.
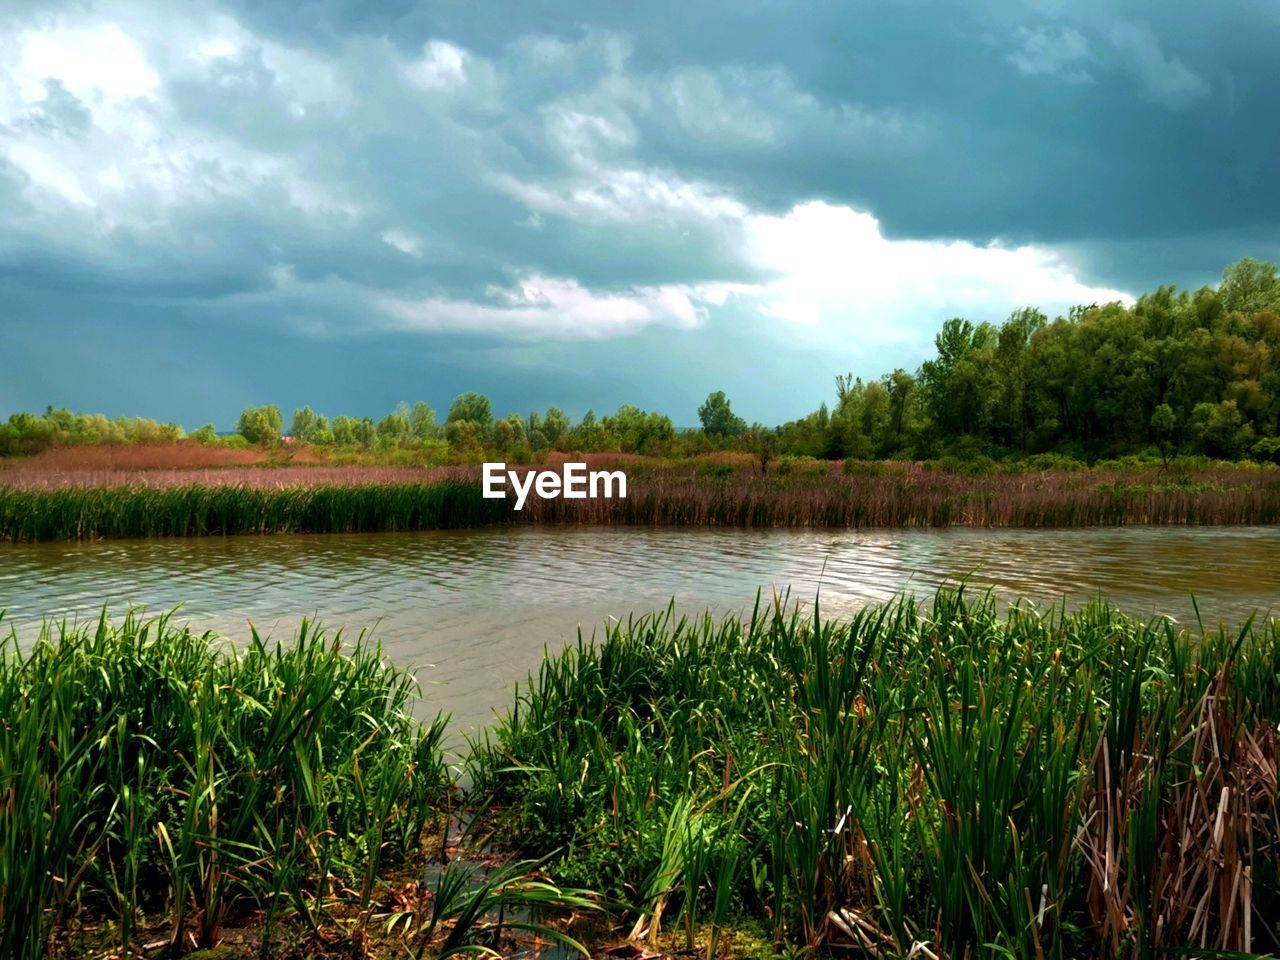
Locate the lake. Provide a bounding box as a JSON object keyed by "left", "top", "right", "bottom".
{"left": 2, "top": 525, "right": 1278, "bottom": 739}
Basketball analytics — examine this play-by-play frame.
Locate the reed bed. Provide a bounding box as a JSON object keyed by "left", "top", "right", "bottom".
{"left": 0, "top": 611, "right": 449, "bottom": 958}
{"left": 470, "top": 590, "right": 1280, "bottom": 959}
{"left": 0, "top": 480, "right": 504, "bottom": 541}
{"left": 523, "top": 468, "right": 1280, "bottom": 527}
{"left": 0, "top": 464, "right": 461, "bottom": 490}
{"left": 1, "top": 468, "right": 1278, "bottom": 541}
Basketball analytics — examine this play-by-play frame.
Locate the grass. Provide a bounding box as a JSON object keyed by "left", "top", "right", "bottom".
{"left": 0, "top": 610, "right": 600, "bottom": 959}
{"left": 469, "top": 589, "right": 1280, "bottom": 959}
{"left": 4, "top": 592, "right": 1280, "bottom": 957}
{"left": 0, "top": 480, "right": 505, "bottom": 540}
{"left": 2, "top": 463, "right": 1280, "bottom": 540}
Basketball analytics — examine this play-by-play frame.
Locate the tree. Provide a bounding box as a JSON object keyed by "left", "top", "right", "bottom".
{"left": 1150, "top": 403, "right": 1177, "bottom": 467}
{"left": 542, "top": 407, "right": 570, "bottom": 445}
{"left": 377, "top": 411, "right": 411, "bottom": 442}
{"left": 410, "top": 402, "right": 437, "bottom": 440}
{"left": 698, "top": 391, "right": 747, "bottom": 438}
{"left": 745, "top": 423, "right": 778, "bottom": 473}
{"left": 236, "top": 405, "right": 283, "bottom": 445}
{"left": 1188, "top": 400, "right": 1253, "bottom": 459}
{"left": 1220, "top": 258, "right": 1280, "bottom": 314}
{"left": 290, "top": 406, "right": 323, "bottom": 443}
{"left": 884, "top": 369, "right": 916, "bottom": 447}
{"left": 446, "top": 392, "right": 493, "bottom": 428}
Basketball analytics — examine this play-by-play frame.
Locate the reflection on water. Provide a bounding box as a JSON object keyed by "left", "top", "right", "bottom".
{"left": 2, "top": 526, "right": 1278, "bottom": 737}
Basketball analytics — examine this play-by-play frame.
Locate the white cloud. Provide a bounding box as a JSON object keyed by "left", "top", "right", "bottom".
{"left": 377, "top": 190, "right": 1132, "bottom": 344}
{"left": 380, "top": 275, "right": 751, "bottom": 339}
{"left": 16, "top": 23, "right": 160, "bottom": 104}
{"left": 485, "top": 108, "right": 1133, "bottom": 345}
{"left": 744, "top": 201, "right": 1132, "bottom": 340}
{"left": 1008, "top": 25, "right": 1094, "bottom": 83}
{"left": 0, "top": 10, "right": 360, "bottom": 233}
{"left": 381, "top": 228, "right": 424, "bottom": 256}
{"left": 493, "top": 163, "right": 748, "bottom": 227}
{"left": 405, "top": 40, "right": 469, "bottom": 90}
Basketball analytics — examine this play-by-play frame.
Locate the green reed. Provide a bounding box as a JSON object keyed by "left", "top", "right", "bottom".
{"left": 6, "top": 465, "right": 1280, "bottom": 541}
{"left": 0, "top": 611, "right": 449, "bottom": 958}
{"left": 0, "top": 480, "right": 506, "bottom": 541}
{"left": 470, "top": 589, "right": 1280, "bottom": 959}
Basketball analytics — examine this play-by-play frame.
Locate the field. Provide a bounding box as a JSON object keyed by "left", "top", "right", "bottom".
{"left": 4, "top": 590, "right": 1278, "bottom": 958}
{"left": 2, "top": 446, "right": 1279, "bottom": 539}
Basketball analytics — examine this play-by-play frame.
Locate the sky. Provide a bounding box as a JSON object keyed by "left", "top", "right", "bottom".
{"left": 2, "top": 0, "right": 1278, "bottom": 428}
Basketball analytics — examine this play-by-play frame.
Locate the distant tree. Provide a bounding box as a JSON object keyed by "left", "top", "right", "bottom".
{"left": 330, "top": 415, "right": 357, "bottom": 445}
{"left": 1188, "top": 400, "right": 1253, "bottom": 459}
{"left": 290, "top": 406, "right": 323, "bottom": 443}
{"left": 446, "top": 392, "right": 493, "bottom": 428}
{"left": 698, "top": 391, "right": 747, "bottom": 438}
{"left": 352, "top": 417, "right": 375, "bottom": 448}
{"left": 409, "top": 401, "right": 437, "bottom": 440}
{"left": 1150, "top": 403, "right": 1177, "bottom": 467}
{"left": 1220, "top": 258, "right": 1280, "bottom": 314}
{"left": 884, "top": 369, "right": 916, "bottom": 447}
{"left": 236, "top": 405, "right": 283, "bottom": 445}
{"left": 542, "top": 407, "right": 570, "bottom": 445}
{"left": 377, "top": 411, "right": 411, "bottom": 442}
{"left": 745, "top": 423, "right": 778, "bottom": 473}
{"left": 190, "top": 423, "right": 218, "bottom": 443}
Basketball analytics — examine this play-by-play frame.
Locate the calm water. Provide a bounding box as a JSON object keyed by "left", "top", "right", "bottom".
{"left": 2, "top": 526, "right": 1278, "bottom": 738}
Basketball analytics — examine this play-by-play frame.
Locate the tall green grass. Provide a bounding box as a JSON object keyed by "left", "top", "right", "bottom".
{"left": 0, "top": 480, "right": 506, "bottom": 541}
{"left": 470, "top": 590, "right": 1280, "bottom": 959}
{"left": 0, "top": 611, "right": 449, "bottom": 958}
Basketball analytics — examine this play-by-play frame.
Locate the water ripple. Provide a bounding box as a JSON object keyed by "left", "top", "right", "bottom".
{"left": 2, "top": 526, "right": 1278, "bottom": 736}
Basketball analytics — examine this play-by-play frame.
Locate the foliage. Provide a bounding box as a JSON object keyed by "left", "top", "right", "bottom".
{"left": 0, "top": 611, "right": 448, "bottom": 958}
{"left": 235, "top": 404, "right": 283, "bottom": 446}
{"left": 471, "top": 590, "right": 1280, "bottom": 959}
{"left": 0, "top": 481, "right": 508, "bottom": 541}
{"left": 698, "top": 391, "right": 747, "bottom": 439}
{"left": 0, "top": 407, "right": 184, "bottom": 456}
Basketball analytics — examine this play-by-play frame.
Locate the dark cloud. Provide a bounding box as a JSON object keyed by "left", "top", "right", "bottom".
{"left": 0, "top": 0, "right": 1276, "bottom": 426}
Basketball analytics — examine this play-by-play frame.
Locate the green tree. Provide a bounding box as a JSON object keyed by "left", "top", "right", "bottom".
{"left": 1150, "top": 403, "right": 1177, "bottom": 467}
{"left": 236, "top": 405, "right": 283, "bottom": 445}
{"left": 289, "top": 406, "right": 323, "bottom": 443}
{"left": 1219, "top": 258, "right": 1280, "bottom": 314}
{"left": 377, "top": 411, "right": 412, "bottom": 442}
{"left": 446, "top": 393, "right": 493, "bottom": 428}
{"left": 1188, "top": 400, "right": 1253, "bottom": 459}
{"left": 410, "top": 402, "right": 437, "bottom": 440}
{"left": 542, "top": 407, "right": 570, "bottom": 445}
{"left": 698, "top": 391, "right": 747, "bottom": 438}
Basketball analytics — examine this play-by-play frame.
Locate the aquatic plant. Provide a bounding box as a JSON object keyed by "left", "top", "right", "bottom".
{"left": 3, "top": 464, "right": 1280, "bottom": 540}
{"left": 0, "top": 479, "right": 505, "bottom": 541}
{"left": 0, "top": 611, "right": 449, "bottom": 958}
{"left": 470, "top": 589, "right": 1280, "bottom": 959}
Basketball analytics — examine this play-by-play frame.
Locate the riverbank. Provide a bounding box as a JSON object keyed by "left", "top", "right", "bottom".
{"left": 4, "top": 592, "right": 1278, "bottom": 958}
{"left": 2, "top": 459, "right": 1279, "bottom": 540}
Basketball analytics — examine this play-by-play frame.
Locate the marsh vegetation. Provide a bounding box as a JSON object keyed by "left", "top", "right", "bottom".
{"left": 2, "top": 459, "right": 1278, "bottom": 541}
{"left": 4, "top": 589, "right": 1279, "bottom": 958}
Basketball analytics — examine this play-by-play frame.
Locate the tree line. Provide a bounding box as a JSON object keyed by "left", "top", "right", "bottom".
{"left": 4, "top": 258, "right": 1279, "bottom": 465}
{"left": 770, "top": 257, "right": 1280, "bottom": 464}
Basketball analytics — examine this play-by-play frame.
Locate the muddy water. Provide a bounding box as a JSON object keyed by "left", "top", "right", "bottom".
{"left": 2, "top": 526, "right": 1277, "bottom": 738}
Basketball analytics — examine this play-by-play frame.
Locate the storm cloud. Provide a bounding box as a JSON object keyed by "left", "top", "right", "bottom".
{"left": 1, "top": 0, "right": 1276, "bottom": 425}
